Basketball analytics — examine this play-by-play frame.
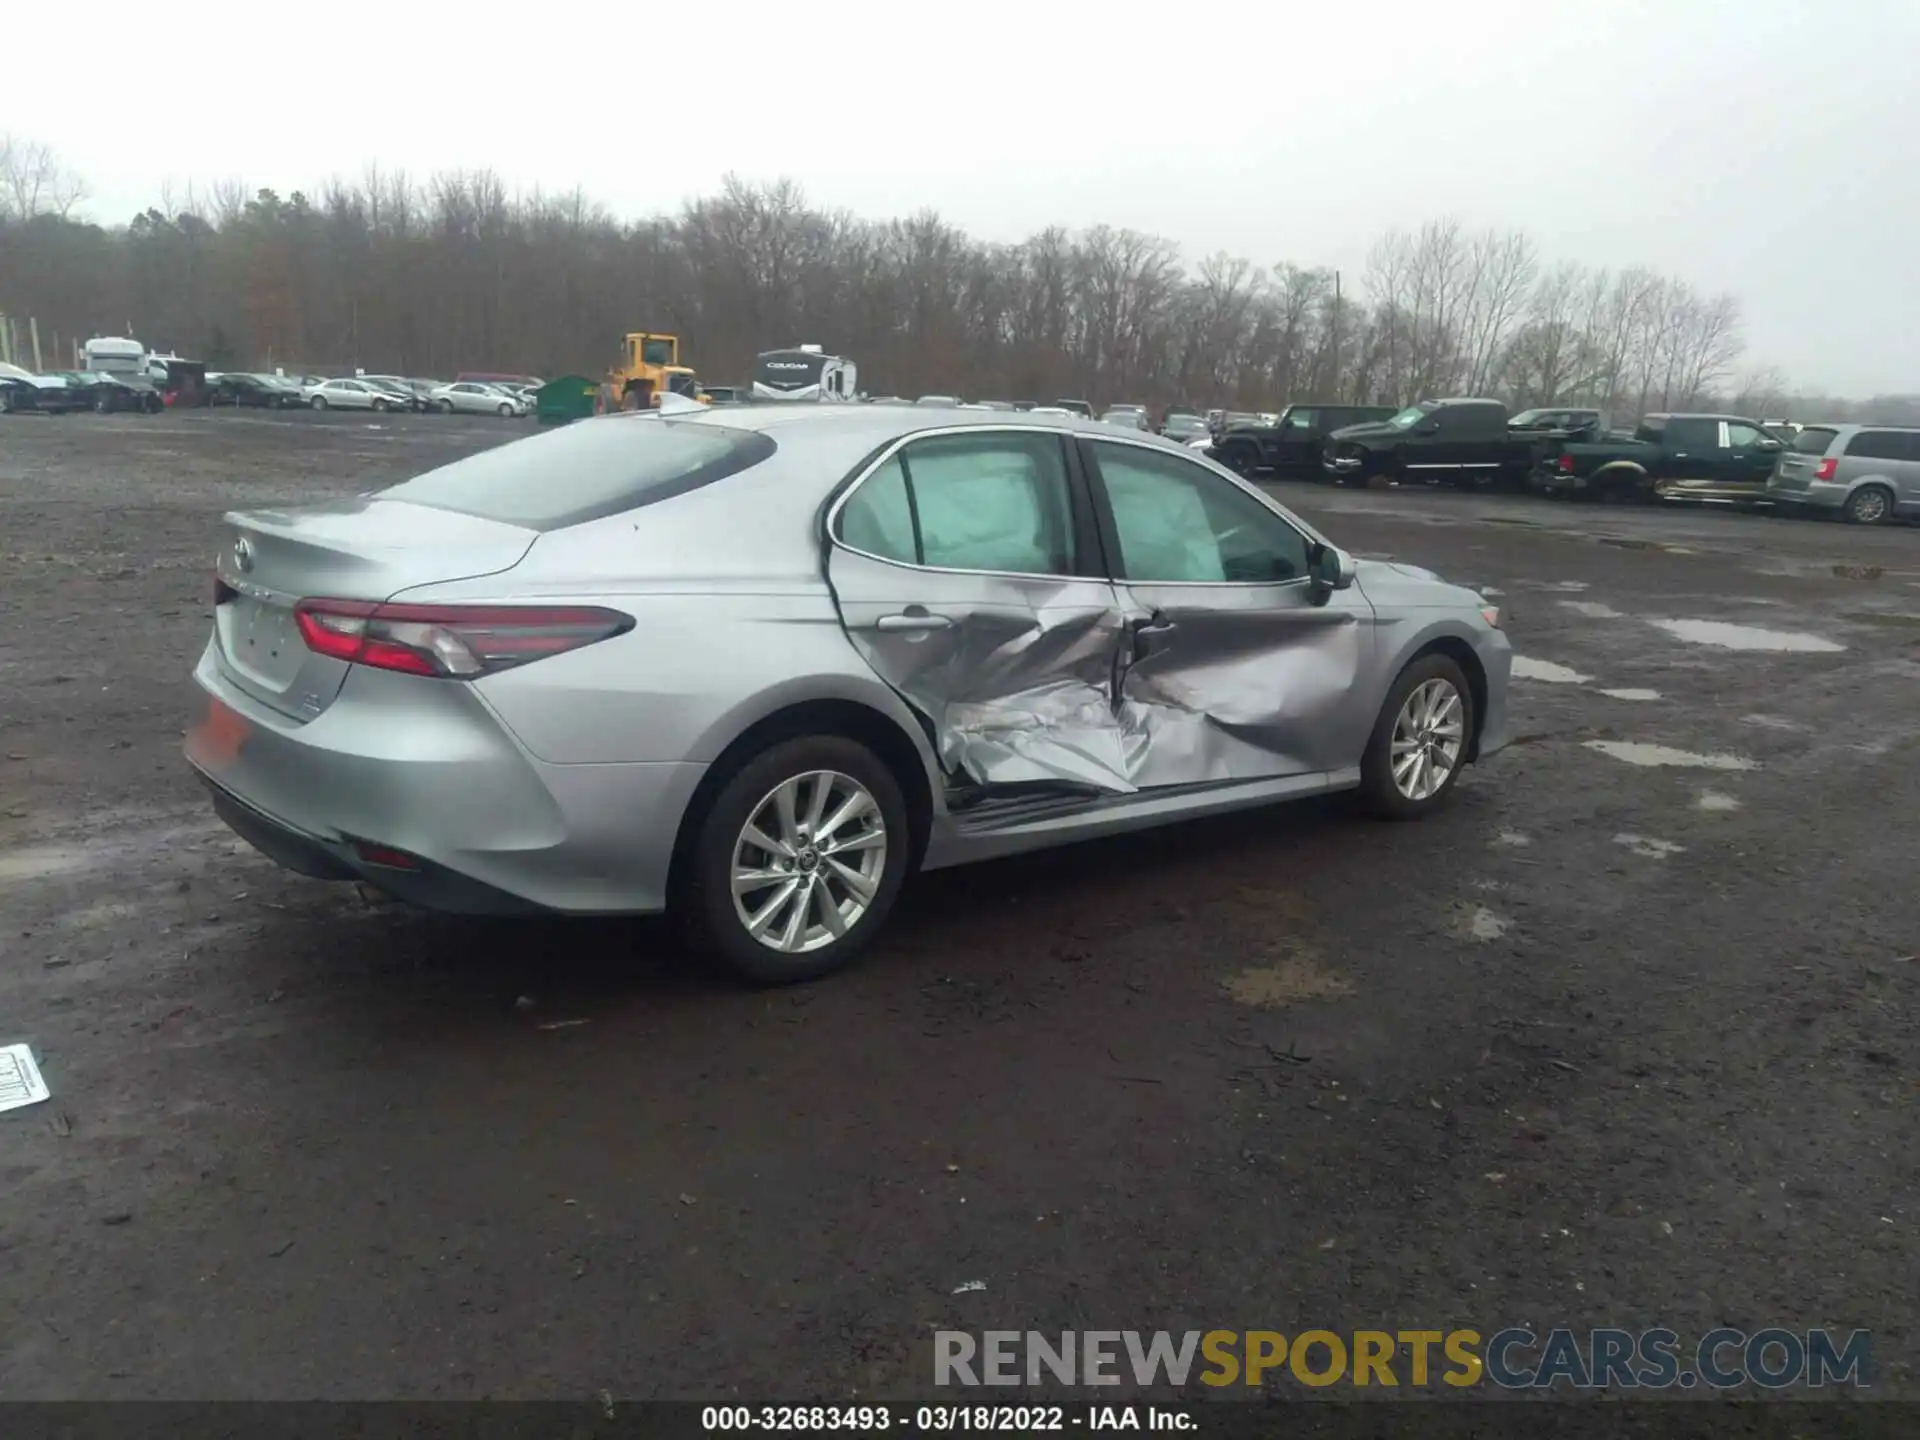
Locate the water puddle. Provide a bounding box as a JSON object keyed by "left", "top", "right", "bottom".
{"left": 1447, "top": 902, "right": 1510, "bottom": 942}
{"left": 1651, "top": 619, "right": 1844, "bottom": 653}
{"left": 1585, "top": 741, "right": 1757, "bottom": 771}
{"left": 0, "top": 845, "right": 99, "bottom": 883}
{"left": 1542, "top": 581, "right": 1590, "bottom": 592}
{"left": 1614, "top": 833, "right": 1686, "bottom": 859}
{"left": 1598, "top": 688, "right": 1661, "bottom": 701}
{"left": 1513, "top": 657, "right": 1592, "bottom": 684}
{"left": 1560, "top": 600, "right": 1624, "bottom": 619}
{"left": 1493, "top": 830, "right": 1532, "bottom": 848}
{"left": 1696, "top": 790, "right": 1742, "bottom": 813}
{"left": 1742, "top": 713, "right": 1805, "bottom": 732}
{"left": 1223, "top": 952, "right": 1352, "bottom": 1008}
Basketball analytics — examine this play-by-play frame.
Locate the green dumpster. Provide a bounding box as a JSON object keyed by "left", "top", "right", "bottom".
{"left": 535, "top": 374, "right": 601, "bottom": 426}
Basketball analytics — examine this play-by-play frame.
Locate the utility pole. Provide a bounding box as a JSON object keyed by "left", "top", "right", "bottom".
{"left": 1331, "top": 270, "right": 1343, "bottom": 402}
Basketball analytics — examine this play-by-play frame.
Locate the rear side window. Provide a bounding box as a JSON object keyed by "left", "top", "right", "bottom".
{"left": 379, "top": 416, "right": 776, "bottom": 531}
{"left": 835, "top": 431, "right": 1079, "bottom": 576}
{"left": 1792, "top": 427, "right": 1838, "bottom": 455}
{"left": 1844, "top": 429, "right": 1917, "bottom": 462}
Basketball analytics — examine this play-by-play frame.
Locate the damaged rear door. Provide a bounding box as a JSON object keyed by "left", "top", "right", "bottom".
{"left": 1079, "top": 437, "right": 1376, "bottom": 787}
{"left": 825, "top": 427, "right": 1138, "bottom": 792}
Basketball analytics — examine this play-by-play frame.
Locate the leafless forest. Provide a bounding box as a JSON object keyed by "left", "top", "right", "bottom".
{"left": 1, "top": 137, "right": 1909, "bottom": 420}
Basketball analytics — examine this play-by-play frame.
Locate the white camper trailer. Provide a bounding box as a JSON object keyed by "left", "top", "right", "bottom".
{"left": 752, "top": 344, "right": 857, "bottom": 402}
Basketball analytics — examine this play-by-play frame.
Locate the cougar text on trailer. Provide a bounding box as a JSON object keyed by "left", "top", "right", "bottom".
{"left": 752, "top": 344, "right": 857, "bottom": 402}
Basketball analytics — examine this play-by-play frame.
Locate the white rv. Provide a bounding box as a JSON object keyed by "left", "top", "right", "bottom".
{"left": 82, "top": 335, "right": 148, "bottom": 378}
{"left": 752, "top": 344, "right": 857, "bottom": 402}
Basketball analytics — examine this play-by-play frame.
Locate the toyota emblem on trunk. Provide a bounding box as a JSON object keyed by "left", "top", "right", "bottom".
{"left": 233, "top": 538, "right": 254, "bottom": 573}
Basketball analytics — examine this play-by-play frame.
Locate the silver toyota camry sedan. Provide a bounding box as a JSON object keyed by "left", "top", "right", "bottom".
{"left": 186, "top": 402, "right": 1511, "bottom": 983}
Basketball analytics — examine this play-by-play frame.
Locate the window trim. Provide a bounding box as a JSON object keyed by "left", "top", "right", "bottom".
{"left": 825, "top": 425, "right": 1104, "bottom": 581}
{"left": 1077, "top": 433, "right": 1318, "bottom": 590}
{"left": 1844, "top": 427, "right": 1920, "bottom": 463}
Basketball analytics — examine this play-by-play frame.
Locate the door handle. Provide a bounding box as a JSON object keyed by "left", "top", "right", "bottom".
{"left": 1131, "top": 616, "right": 1176, "bottom": 638}
{"left": 875, "top": 611, "right": 952, "bottom": 633}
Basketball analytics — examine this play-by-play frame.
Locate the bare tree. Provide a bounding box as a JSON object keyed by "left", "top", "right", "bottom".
{"left": 0, "top": 134, "right": 87, "bottom": 220}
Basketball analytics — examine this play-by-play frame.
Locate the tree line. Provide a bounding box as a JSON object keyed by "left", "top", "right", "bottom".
{"left": 2, "top": 138, "right": 1911, "bottom": 423}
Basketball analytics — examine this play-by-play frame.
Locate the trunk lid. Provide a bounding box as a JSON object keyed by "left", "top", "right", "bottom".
{"left": 212, "top": 498, "right": 536, "bottom": 720}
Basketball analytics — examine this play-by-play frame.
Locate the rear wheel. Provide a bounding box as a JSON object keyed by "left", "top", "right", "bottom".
{"left": 94, "top": 393, "right": 112, "bottom": 414}
{"left": 310, "top": 395, "right": 328, "bottom": 411}
{"left": 497, "top": 402, "right": 513, "bottom": 417}
{"left": 433, "top": 399, "right": 453, "bottom": 414}
{"left": 1844, "top": 484, "right": 1893, "bottom": 525}
{"left": 1360, "top": 654, "right": 1474, "bottom": 820}
{"left": 683, "top": 736, "right": 909, "bottom": 985}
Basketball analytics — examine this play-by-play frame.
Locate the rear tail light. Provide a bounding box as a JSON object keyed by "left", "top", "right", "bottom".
{"left": 294, "top": 600, "right": 633, "bottom": 679}
{"left": 1813, "top": 458, "right": 1838, "bottom": 481}
{"left": 350, "top": 840, "right": 421, "bottom": 871}
{"left": 1557, "top": 453, "right": 1575, "bottom": 472}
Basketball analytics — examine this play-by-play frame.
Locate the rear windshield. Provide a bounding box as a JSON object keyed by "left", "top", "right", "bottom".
{"left": 379, "top": 416, "right": 776, "bottom": 531}
{"left": 1792, "top": 427, "right": 1838, "bottom": 455}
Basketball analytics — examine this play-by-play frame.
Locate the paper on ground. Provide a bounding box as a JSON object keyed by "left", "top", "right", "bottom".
{"left": 0, "top": 1044, "right": 51, "bottom": 1113}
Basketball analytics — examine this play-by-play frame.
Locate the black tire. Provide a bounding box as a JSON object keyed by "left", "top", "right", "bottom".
{"left": 433, "top": 399, "right": 453, "bottom": 414}
{"left": 310, "top": 395, "right": 328, "bottom": 411}
{"left": 1843, "top": 484, "right": 1893, "bottom": 526}
{"left": 1217, "top": 442, "right": 1259, "bottom": 476}
{"left": 681, "top": 735, "right": 911, "bottom": 986}
{"left": 372, "top": 398, "right": 391, "bottom": 413}
{"left": 497, "top": 402, "right": 513, "bottom": 417}
{"left": 1359, "top": 653, "right": 1476, "bottom": 821}
{"left": 94, "top": 393, "right": 112, "bottom": 414}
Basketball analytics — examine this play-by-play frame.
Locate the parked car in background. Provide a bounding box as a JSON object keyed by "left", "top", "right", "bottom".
{"left": 1053, "top": 399, "right": 1094, "bottom": 418}
{"left": 82, "top": 371, "right": 167, "bottom": 413}
{"left": 210, "top": 373, "right": 307, "bottom": 409}
{"left": 306, "top": 378, "right": 409, "bottom": 412}
{"left": 1211, "top": 404, "right": 1401, "bottom": 478}
{"left": 359, "top": 377, "right": 428, "bottom": 412}
{"left": 1028, "top": 406, "right": 1074, "bottom": 418}
{"left": 186, "top": 405, "right": 1510, "bottom": 986}
{"left": 1, "top": 371, "right": 97, "bottom": 414}
{"left": 915, "top": 395, "right": 961, "bottom": 407}
{"left": 1531, "top": 413, "right": 1783, "bottom": 505}
{"left": 1766, "top": 423, "right": 1920, "bottom": 525}
{"left": 428, "top": 381, "right": 529, "bottom": 417}
{"left": 702, "top": 385, "right": 748, "bottom": 406}
{"left": 1160, "top": 413, "right": 1211, "bottom": 443}
{"left": 1101, "top": 405, "right": 1152, "bottom": 430}
{"left": 1322, "top": 399, "right": 1545, "bottom": 488}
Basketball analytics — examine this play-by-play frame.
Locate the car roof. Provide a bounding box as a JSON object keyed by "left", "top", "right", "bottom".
{"left": 1645, "top": 412, "right": 1767, "bottom": 422}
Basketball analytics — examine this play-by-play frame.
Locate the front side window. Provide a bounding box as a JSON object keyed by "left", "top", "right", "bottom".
{"left": 1285, "top": 408, "right": 1318, "bottom": 430}
{"left": 1092, "top": 442, "right": 1309, "bottom": 584}
{"left": 1725, "top": 423, "right": 1770, "bottom": 449}
{"left": 1665, "top": 418, "right": 1718, "bottom": 448}
{"left": 835, "top": 431, "right": 1078, "bottom": 576}
{"left": 1386, "top": 404, "right": 1432, "bottom": 430}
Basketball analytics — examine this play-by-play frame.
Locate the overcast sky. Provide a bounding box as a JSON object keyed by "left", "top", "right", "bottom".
{"left": 7, "top": 0, "right": 1915, "bottom": 394}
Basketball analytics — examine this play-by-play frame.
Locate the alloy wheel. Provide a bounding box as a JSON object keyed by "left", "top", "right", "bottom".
{"left": 730, "top": 770, "right": 889, "bottom": 954}
{"left": 1390, "top": 678, "right": 1465, "bottom": 801}
{"left": 1849, "top": 488, "right": 1890, "bottom": 524}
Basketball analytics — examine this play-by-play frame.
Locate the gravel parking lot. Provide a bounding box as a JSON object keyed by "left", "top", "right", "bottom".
{"left": 2, "top": 411, "right": 1915, "bottom": 1400}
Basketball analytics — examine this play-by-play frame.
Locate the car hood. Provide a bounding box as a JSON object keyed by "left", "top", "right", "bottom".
{"left": 1352, "top": 557, "right": 1483, "bottom": 609}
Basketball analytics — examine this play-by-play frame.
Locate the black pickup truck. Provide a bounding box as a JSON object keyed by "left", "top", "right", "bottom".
{"left": 1529, "top": 413, "right": 1785, "bottom": 504}
{"left": 1209, "top": 403, "right": 1399, "bottom": 478}
{"left": 1320, "top": 397, "right": 1560, "bottom": 488}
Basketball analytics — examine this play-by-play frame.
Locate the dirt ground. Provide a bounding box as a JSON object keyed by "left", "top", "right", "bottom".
{"left": 1, "top": 410, "right": 1915, "bottom": 1401}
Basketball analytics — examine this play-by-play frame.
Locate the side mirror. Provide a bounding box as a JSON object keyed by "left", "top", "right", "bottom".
{"left": 1414, "top": 419, "right": 1440, "bottom": 436}
{"left": 1309, "top": 543, "right": 1356, "bottom": 602}
{"left": 1758, "top": 438, "right": 1782, "bottom": 452}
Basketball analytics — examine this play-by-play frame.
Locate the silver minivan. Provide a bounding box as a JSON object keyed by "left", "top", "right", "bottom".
{"left": 1768, "top": 424, "right": 1920, "bottom": 524}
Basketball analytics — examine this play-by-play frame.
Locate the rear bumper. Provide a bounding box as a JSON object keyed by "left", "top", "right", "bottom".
{"left": 1529, "top": 468, "right": 1587, "bottom": 492}
{"left": 185, "top": 639, "right": 707, "bottom": 915}
{"left": 1766, "top": 477, "right": 1847, "bottom": 510}
{"left": 200, "top": 773, "right": 548, "bottom": 914}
